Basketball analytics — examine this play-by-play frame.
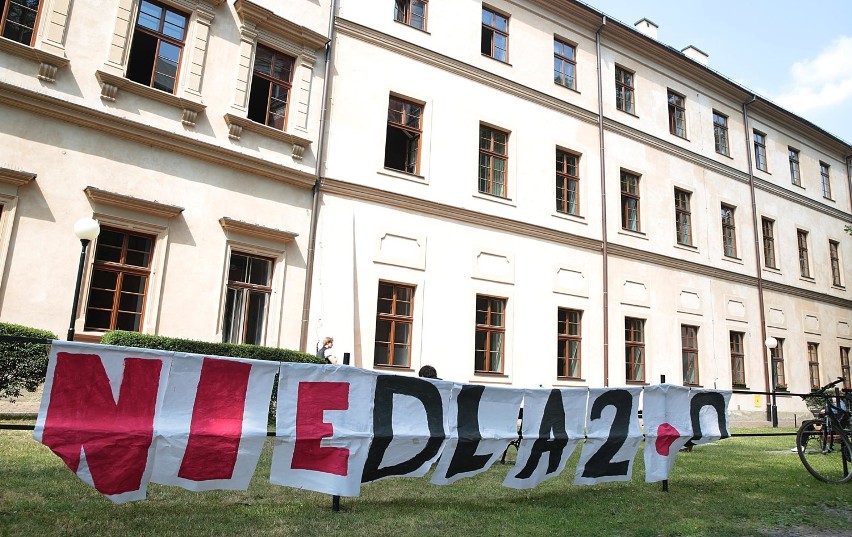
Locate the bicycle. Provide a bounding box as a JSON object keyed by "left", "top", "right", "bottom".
{"left": 795, "top": 377, "right": 852, "bottom": 484}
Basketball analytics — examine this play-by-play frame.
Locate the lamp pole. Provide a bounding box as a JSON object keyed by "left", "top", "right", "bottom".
{"left": 67, "top": 218, "right": 100, "bottom": 341}
{"left": 765, "top": 336, "right": 779, "bottom": 428}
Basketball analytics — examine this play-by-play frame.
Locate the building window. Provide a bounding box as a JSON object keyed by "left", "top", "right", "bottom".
{"left": 761, "top": 217, "right": 777, "bottom": 269}
{"left": 797, "top": 229, "right": 810, "bottom": 278}
{"left": 84, "top": 227, "right": 155, "bottom": 332}
{"left": 807, "top": 342, "right": 820, "bottom": 390}
{"left": 667, "top": 90, "right": 686, "bottom": 138}
{"left": 713, "top": 111, "right": 729, "bottom": 156}
{"left": 682, "top": 325, "right": 699, "bottom": 386}
{"left": 625, "top": 317, "right": 645, "bottom": 383}
{"left": 222, "top": 251, "right": 272, "bottom": 345}
{"left": 753, "top": 130, "right": 767, "bottom": 172}
{"left": 615, "top": 66, "right": 634, "bottom": 114}
{"left": 721, "top": 204, "right": 737, "bottom": 258}
{"left": 385, "top": 96, "right": 423, "bottom": 175}
{"left": 820, "top": 161, "right": 832, "bottom": 199}
{"left": 394, "top": 0, "right": 427, "bottom": 30}
{"left": 730, "top": 331, "right": 746, "bottom": 387}
{"left": 126, "top": 0, "right": 189, "bottom": 94}
{"left": 829, "top": 240, "right": 842, "bottom": 286}
{"left": 247, "top": 44, "right": 294, "bottom": 131}
{"left": 1, "top": 0, "right": 41, "bottom": 45}
{"left": 478, "top": 125, "right": 508, "bottom": 198}
{"left": 374, "top": 281, "right": 414, "bottom": 368}
{"left": 475, "top": 295, "right": 505, "bottom": 374}
{"left": 556, "top": 149, "right": 579, "bottom": 215}
{"left": 674, "top": 188, "right": 692, "bottom": 246}
{"left": 557, "top": 308, "right": 581, "bottom": 379}
{"left": 481, "top": 7, "right": 508, "bottom": 62}
{"left": 841, "top": 347, "right": 851, "bottom": 389}
{"left": 553, "top": 38, "right": 575, "bottom": 89}
{"left": 788, "top": 147, "right": 800, "bottom": 186}
{"left": 770, "top": 338, "right": 786, "bottom": 389}
{"left": 620, "top": 171, "right": 640, "bottom": 232}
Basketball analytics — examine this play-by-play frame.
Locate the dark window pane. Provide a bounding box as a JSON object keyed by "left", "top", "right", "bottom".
{"left": 116, "top": 312, "right": 142, "bottom": 332}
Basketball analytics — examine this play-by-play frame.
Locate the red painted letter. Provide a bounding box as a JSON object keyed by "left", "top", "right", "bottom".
{"left": 41, "top": 352, "right": 162, "bottom": 496}
{"left": 178, "top": 358, "right": 251, "bottom": 481}
{"left": 291, "top": 381, "right": 350, "bottom": 476}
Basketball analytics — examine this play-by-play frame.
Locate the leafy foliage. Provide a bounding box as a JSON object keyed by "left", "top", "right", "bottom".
{"left": 0, "top": 323, "right": 56, "bottom": 402}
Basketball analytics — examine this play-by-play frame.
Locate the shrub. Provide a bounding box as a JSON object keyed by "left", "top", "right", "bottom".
{"left": 0, "top": 323, "right": 57, "bottom": 402}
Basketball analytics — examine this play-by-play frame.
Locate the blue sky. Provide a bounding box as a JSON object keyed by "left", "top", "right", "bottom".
{"left": 582, "top": 0, "right": 852, "bottom": 144}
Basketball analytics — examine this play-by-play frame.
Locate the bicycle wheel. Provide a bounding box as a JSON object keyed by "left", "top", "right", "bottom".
{"left": 796, "top": 419, "right": 852, "bottom": 484}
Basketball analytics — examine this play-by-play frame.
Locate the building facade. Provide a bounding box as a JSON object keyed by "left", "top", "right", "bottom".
{"left": 1, "top": 0, "right": 850, "bottom": 420}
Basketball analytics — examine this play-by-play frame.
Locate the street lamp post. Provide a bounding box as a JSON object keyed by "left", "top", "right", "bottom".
{"left": 765, "top": 336, "right": 779, "bottom": 428}
{"left": 67, "top": 218, "right": 100, "bottom": 341}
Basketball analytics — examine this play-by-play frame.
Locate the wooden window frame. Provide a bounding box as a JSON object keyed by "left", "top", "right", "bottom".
{"left": 475, "top": 294, "right": 506, "bottom": 374}
{"left": 557, "top": 308, "right": 581, "bottom": 379}
{"left": 753, "top": 130, "right": 768, "bottom": 172}
{"left": 615, "top": 66, "right": 634, "bottom": 114}
{"left": 667, "top": 90, "right": 686, "bottom": 138}
{"left": 681, "top": 325, "right": 699, "bottom": 386}
{"left": 730, "top": 331, "right": 746, "bottom": 387}
{"left": 788, "top": 147, "right": 801, "bottom": 186}
{"left": 126, "top": 0, "right": 189, "bottom": 94}
{"left": 384, "top": 95, "right": 423, "bottom": 175}
{"left": 222, "top": 250, "right": 273, "bottom": 346}
{"left": 807, "top": 342, "right": 820, "bottom": 390}
{"left": 481, "top": 6, "right": 508, "bottom": 62}
{"left": 761, "top": 217, "right": 777, "bottom": 269}
{"left": 819, "top": 161, "right": 832, "bottom": 199}
{"left": 797, "top": 229, "right": 810, "bottom": 278}
{"left": 374, "top": 280, "right": 414, "bottom": 369}
{"left": 553, "top": 38, "right": 576, "bottom": 90}
{"left": 770, "top": 339, "right": 786, "bottom": 389}
{"left": 625, "top": 317, "right": 645, "bottom": 383}
{"left": 620, "top": 170, "right": 640, "bottom": 232}
{"left": 478, "top": 124, "right": 509, "bottom": 198}
{"left": 1, "top": 0, "right": 42, "bottom": 46}
{"left": 393, "top": 0, "right": 427, "bottom": 30}
{"left": 713, "top": 111, "right": 729, "bottom": 156}
{"left": 721, "top": 204, "right": 737, "bottom": 258}
{"left": 84, "top": 226, "right": 155, "bottom": 333}
{"left": 674, "top": 188, "right": 692, "bottom": 246}
{"left": 556, "top": 149, "right": 579, "bottom": 216}
{"left": 841, "top": 347, "right": 851, "bottom": 389}
{"left": 247, "top": 44, "right": 295, "bottom": 131}
{"left": 829, "top": 240, "right": 842, "bottom": 286}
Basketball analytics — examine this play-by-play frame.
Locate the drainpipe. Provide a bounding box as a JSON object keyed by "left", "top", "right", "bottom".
{"left": 595, "top": 16, "right": 609, "bottom": 386}
{"left": 299, "top": 0, "right": 339, "bottom": 352}
{"left": 741, "top": 96, "right": 772, "bottom": 424}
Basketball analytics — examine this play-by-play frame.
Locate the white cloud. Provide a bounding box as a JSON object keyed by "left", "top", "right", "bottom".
{"left": 774, "top": 36, "right": 852, "bottom": 115}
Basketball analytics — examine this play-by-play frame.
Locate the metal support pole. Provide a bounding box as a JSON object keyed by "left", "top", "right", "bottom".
{"left": 332, "top": 495, "right": 340, "bottom": 512}
{"left": 343, "top": 352, "right": 350, "bottom": 366}
{"left": 660, "top": 374, "right": 668, "bottom": 492}
{"left": 67, "top": 239, "right": 90, "bottom": 342}
{"left": 771, "top": 367, "right": 778, "bottom": 428}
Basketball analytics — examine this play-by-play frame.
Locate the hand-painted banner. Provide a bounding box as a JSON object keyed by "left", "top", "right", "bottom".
{"left": 34, "top": 342, "right": 731, "bottom": 503}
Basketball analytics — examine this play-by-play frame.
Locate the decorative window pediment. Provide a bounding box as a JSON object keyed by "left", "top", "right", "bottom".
{"left": 85, "top": 186, "right": 184, "bottom": 219}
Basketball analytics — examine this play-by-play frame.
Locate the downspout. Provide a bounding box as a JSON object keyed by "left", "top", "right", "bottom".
{"left": 595, "top": 16, "right": 609, "bottom": 386}
{"left": 741, "top": 96, "right": 772, "bottom": 423}
{"left": 299, "top": 0, "right": 339, "bottom": 352}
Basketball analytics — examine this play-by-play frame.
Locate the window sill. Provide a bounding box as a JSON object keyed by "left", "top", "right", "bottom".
{"left": 224, "top": 113, "right": 312, "bottom": 160}
{"left": 552, "top": 211, "right": 585, "bottom": 224}
{"left": 799, "top": 276, "right": 816, "bottom": 284}
{"left": 617, "top": 108, "right": 638, "bottom": 118}
{"left": 674, "top": 242, "right": 698, "bottom": 253}
{"left": 0, "top": 36, "right": 69, "bottom": 82}
{"left": 732, "top": 384, "right": 748, "bottom": 390}
{"left": 378, "top": 168, "right": 427, "bottom": 185}
{"left": 763, "top": 266, "right": 781, "bottom": 275}
{"left": 721, "top": 255, "right": 743, "bottom": 265}
{"left": 554, "top": 81, "right": 580, "bottom": 95}
{"left": 715, "top": 151, "right": 733, "bottom": 160}
{"left": 831, "top": 284, "right": 846, "bottom": 291}
{"left": 473, "top": 191, "right": 515, "bottom": 207}
{"left": 471, "top": 372, "right": 512, "bottom": 385}
{"left": 374, "top": 365, "right": 414, "bottom": 373}
{"left": 755, "top": 168, "right": 770, "bottom": 175}
{"left": 684, "top": 384, "right": 703, "bottom": 388}
{"left": 555, "top": 377, "right": 586, "bottom": 384}
{"left": 481, "top": 54, "right": 511, "bottom": 66}
{"left": 626, "top": 380, "right": 649, "bottom": 386}
{"left": 72, "top": 332, "right": 104, "bottom": 343}
{"left": 618, "top": 229, "right": 647, "bottom": 240}
{"left": 822, "top": 196, "right": 834, "bottom": 202}
{"left": 791, "top": 183, "right": 805, "bottom": 191}
{"left": 670, "top": 133, "right": 690, "bottom": 142}
{"left": 393, "top": 20, "right": 430, "bottom": 34}
{"left": 96, "top": 70, "right": 206, "bottom": 127}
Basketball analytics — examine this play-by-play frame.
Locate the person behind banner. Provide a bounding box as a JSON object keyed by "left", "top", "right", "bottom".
{"left": 316, "top": 337, "right": 337, "bottom": 364}
{"left": 418, "top": 365, "right": 440, "bottom": 380}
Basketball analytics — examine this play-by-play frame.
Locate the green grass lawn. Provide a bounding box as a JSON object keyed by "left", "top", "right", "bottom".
{"left": 1, "top": 425, "right": 850, "bottom": 537}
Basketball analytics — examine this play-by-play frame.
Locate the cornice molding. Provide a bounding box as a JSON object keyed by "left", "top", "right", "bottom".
{"left": 322, "top": 178, "right": 852, "bottom": 310}
{"left": 755, "top": 179, "right": 852, "bottom": 223}
{"left": 0, "top": 81, "right": 315, "bottom": 190}
{"left": 85, "top": 186, "right": 184, "bottom": 219}
{"left": 234, "top": 0, "right": 329, "bottom": 52}
{"left": 0, "top": 167, "right": 36, "bottom": 187}
{"left": 219, "top": 217, "right": 298, "bottom": 243}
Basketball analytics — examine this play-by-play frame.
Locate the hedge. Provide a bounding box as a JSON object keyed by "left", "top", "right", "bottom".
{"left": 100, "top": 331, "right": 324, "bottom": 364}
{"left": 0, "top": 323, "right": 57, "bottom": 401}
